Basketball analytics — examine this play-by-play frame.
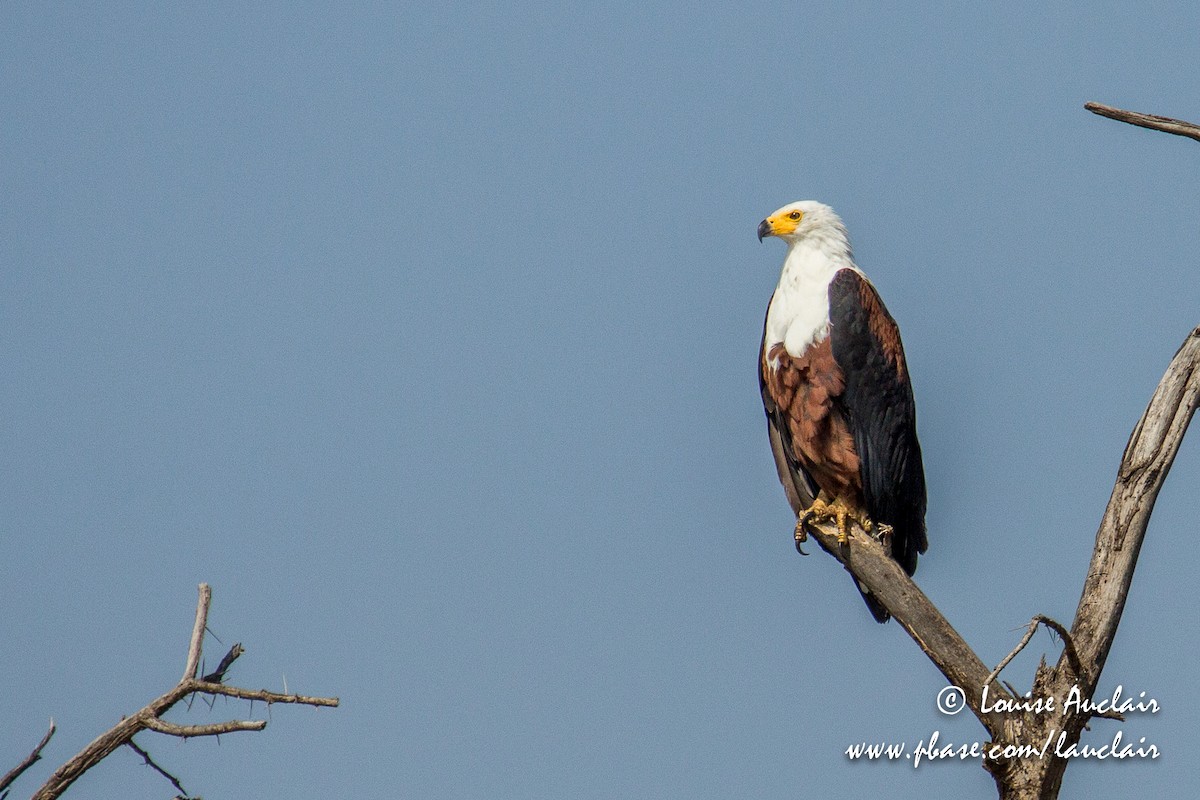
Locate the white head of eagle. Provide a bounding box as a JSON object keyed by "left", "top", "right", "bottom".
{"left": 757, "top": 200, "right": 928, "bottom": 623}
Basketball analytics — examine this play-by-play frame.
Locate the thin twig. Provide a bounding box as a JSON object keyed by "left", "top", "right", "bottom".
{"left": 125, "top": 739, "right": 187, "bottom": 796}
{"left": 143, "top": 717, "right": 267, "bottom": 737}
{"left": 986, "top": 620, "right": 1042, "bottom": 689}
{"left": 202, "top": 643, "right": 244, "bottom": 683}
{"left": 1033, "top": 615, "right": 1082, "bottom": 678}
{"left": 0, "top": 720, "right": 55, "bottom": 797}
{"left": 192, "top": 681, "right": 340, "bottom": 707}
{"left": 985, "top": 615, "right": 1080, "bottom": 687}
{"left": 1084, "top": 102, "right": 1200, "bottom": 143}
{"left": 183, "top": 584, "right": 212, "bottom": 682}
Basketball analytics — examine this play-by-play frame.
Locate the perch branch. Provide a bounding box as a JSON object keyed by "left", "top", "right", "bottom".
{"left": 801, "top": 520, "right": 1014, "bottom": 738}
{"left": 0, "top": 720, "right": 55, "bottom": 798}
{"left": 1084, "top": 102, "right": 1200, "bottom": 143}
{"left": 32, "top": 584, "right": 339, "bottom": 800}
{"left": 799, "top": 325, "right": 1200, "bottom": 760}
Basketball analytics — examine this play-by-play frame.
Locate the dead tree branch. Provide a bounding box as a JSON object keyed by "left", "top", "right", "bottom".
{"left": 807, "top": 323, "right": 1196, "bottom": 797}
{"left": 1084, "top": 102, "right": 1200, "bottom": 143}
{"left": 1023, "top": 325, "right": 1200, "bottom": 791}
{"left": 202, "top": 643, "right": 244, "bottom": 683}
{"left": 0, "top": 721, "right": 55, "bottom": 799}
{"left": 190, "top": 681, "right": 340, "bottom": 707}
{"left": 143, "top": 717, "right": 268, "bottom": 737}
{"left": 986, "top": 615, "right": 1081, "bottom": 689}
{"left": 182, "top": 583, "right": 212, "bottom": 682}
{"left": 807, "top": 322, "right": 1199, "bottom": 798}
{"left": 801, "top": 519, "right": 1015, "bottom": 738}
{"left": 1063, "top": 327, "right": 1200, "bottom": 684}
{"left": 29, "top": 583, "right": 339, "bottom": 800}
{"left": 124, "top": 740, "right": 187, "bottom": 798}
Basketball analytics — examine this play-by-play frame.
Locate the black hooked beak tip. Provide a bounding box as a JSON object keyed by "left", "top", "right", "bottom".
{"left": 757, "top": 219, "right": 771, "bottom": 243}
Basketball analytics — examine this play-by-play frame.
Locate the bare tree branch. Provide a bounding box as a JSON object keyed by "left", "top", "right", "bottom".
{"left": 805, "top": 323, "right": 1199, "bottom": 799}
{"left": 1063, "top": 327, "right": 1200, "bottom": 684}
{"left": 800, "top": 520, "right": 1015, "bottom": 738}
{"left": 183, "top": 584, "right": 212, "bottom": 682}
{"left": 0, "top": 721, "right": 55, "bottom": 799}
{"left": 192, "top": 681, "right": 341, "bottom": 707}
{"left": 31, "top": 584, "right": 338, "bottom": 800}
{"left": 202, "top": 643, "right": 244, "bottom": 683}
{"left": 125, "top": 739, "right": 187, "bottom": 797}
{"left": 1026, "top": 325, "right": 1197, "bottom": 799}
{"left": 985, "top": 615, "right": 1081, "bottom": 688}
{"left": 143, "top": 717, "right": 267, "bottom": 737}
{"left": 1085, "top": 102, "right": 1200, "bottom": 143}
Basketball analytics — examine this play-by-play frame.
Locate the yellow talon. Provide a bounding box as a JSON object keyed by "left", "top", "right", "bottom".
{"left": 836, "top": 508, "right": 853, "bottom": 543}
{"left": 798, "top": 497, "right": 832, "bottom": 539}
{"left": 797, "top": 496, "right": 877, "bottom": 546}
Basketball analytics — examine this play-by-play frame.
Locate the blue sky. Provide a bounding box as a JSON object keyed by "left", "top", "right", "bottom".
{"left": 3, "top": 2, "right": 1198, "bottom": 798}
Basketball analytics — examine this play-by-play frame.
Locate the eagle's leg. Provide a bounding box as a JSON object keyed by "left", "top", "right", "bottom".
{"left": 799, "top": 496, "right": 877, "bottom": 545}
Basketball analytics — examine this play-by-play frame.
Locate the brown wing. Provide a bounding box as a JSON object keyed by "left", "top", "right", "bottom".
{"left": 759, "top": 283, "right": 913, "bottom": 625}
{"left": 759, "top": 297, "right": 816, "bottom": 516}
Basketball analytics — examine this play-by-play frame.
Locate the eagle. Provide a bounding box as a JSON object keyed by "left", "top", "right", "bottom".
{"left": 757, "top": 201, "right": 927, "bottom": 623}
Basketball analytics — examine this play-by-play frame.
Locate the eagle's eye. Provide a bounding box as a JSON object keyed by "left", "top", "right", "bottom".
{"left": 789, "top": 211, "right": 802, "bottom": 220}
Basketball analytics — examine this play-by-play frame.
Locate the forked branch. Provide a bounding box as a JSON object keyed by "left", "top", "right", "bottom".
{"left": 803, "top": 324, "right": 1197, "bottom": 798}
{"left": 794, "top": 98, "right": 1200, "bottom": 792}
{"left": 28, "top": 584, "right": 339, "bottom": 800}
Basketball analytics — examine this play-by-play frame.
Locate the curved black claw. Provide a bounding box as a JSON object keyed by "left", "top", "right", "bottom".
{"left": 793, "top": 517, "right": 809, "bottom": 555}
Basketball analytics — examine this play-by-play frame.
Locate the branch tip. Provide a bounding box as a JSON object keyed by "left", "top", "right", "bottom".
{"left": 0, "top": 720, "right": 57, "bottom": 796}
{"left": 183, "top": 584, "right": 213, "bottom": 682}
{"left": 987, "top": 615, "right": 1081, "bottom": 689}
{"left": 126, "top": 739, "right": 187, "bottom": 796}
{"left": 1084, "top": 101, "right": 1200, "bottom": 143}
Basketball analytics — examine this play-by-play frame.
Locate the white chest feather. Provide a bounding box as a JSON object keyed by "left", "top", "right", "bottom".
{"left": 765, "top": 241, "right": 859, "bottom": 359}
